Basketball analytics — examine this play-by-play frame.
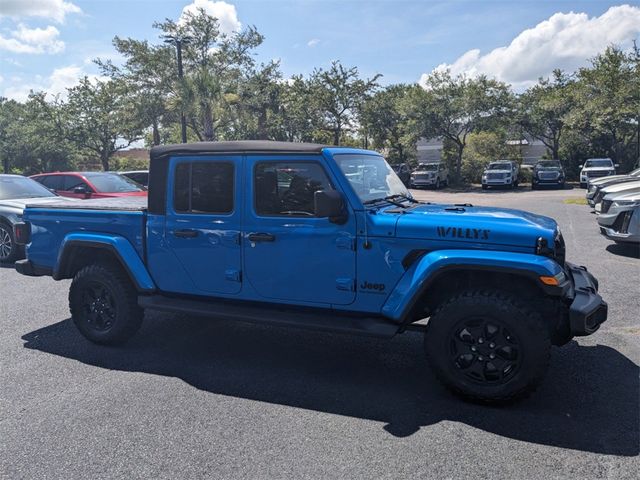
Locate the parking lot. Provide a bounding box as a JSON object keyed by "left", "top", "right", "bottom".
{"left": 1, "top": 186, "right": 638, "bottom": 479}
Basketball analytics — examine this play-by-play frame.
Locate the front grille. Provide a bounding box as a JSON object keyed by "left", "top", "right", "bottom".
{"left": 554, "top": 231, "right": 566, "bottom": 267}
{"left": 587, "top": 170, "right": 610, "bottom": 178}
{"left": 487, "top": 172, "right": 504, "bottom": 180}
{"left": 413, "top": 173, "right": 430, "bottom": 180}
{"left": 593, "top": 191, "right": 605, "bottom": 205}
{"left": 601, "top": 200, "right": 613, "bottom": 213}
{"left": 539, "top": 171, "right": 559, "bottom": 180}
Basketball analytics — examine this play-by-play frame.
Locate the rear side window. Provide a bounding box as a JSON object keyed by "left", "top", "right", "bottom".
{"left": 174, "top": 161, "right": 234, "bottom": 214}
{"left": 254, "top": 162, "right": 333, "bottom": 216}
{"left": 38, "top": 175, "right": 64, "bottom": 190}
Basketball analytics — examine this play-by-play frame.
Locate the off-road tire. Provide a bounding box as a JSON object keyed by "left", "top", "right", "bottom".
{"left": 481, "top": 184, "right": 488, "bottom": 190}
{"left": 69, "top": 263, "right": 143, "bottom": 345}
{"left": 0, "top": 221, "right": 20, "bottom": 263}
{"left": 424, "top": 289, "right": 550, "bottom": 403}
{"left": 531, "top": 183, "right": 537, "bottom": 190}
{"left": 435, "top": 178, "right": 440, "bottom": 190}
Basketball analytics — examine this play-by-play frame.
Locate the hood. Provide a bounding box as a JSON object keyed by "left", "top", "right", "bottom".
{"left": 582, "top": 166, "right": 614, "bottom": 172}
{"left": 484, "top": 169, "right": 512, "bottom": 174}
{"left": 602, "top": 179, "right": 640, "bottom": 194}
{"left": 608, "top": 190, "right": 640, "bottom": 202}
{"left": 385, "top": 203, "right": 557, "bottom": 250}
{"left": 0, "top": 196, "right": 75, "bottom": 212}
{"left": 589, "top": 174, "right": 631, "bottom": 186}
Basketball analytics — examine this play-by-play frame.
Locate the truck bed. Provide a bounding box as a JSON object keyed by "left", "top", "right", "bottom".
{"left": 27, "top": 196, "right": 147, "bottom": 211}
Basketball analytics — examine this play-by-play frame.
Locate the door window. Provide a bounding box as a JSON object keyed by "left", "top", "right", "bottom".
{"left": 63, "top": 175, "right": 91, "bottom": 192}
{"left": 39, "top": 175, "right": 64, "bottom": 190}
{"left": 174, "top": 161, "right": 234, "bottom": 214}
{"left": 254, "top": 162, "right": 333, "bottom": 216}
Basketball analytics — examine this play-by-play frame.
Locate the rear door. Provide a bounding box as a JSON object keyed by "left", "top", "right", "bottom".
{"left": 163, "top": 155, "right": 243, "bottom": 295}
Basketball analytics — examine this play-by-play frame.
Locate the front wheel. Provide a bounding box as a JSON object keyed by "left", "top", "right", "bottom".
{"left": 435, "top": 178, "right": 440, "bottom": 190}
{"left": 424, "top": 290, "right": 550, "bottom": 403}
{"left": 69, "top": 263, "right": 144, "bottom": 345}
{"left": 0, "top": 222, "right": 20, "bottom": 263}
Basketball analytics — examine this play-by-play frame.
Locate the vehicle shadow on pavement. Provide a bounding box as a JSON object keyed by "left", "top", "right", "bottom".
{"left": 22, "top": 314, "right": 639, "bottom": 456}
{"left": 606, "top": 243, "right": 640, "bottom": 259}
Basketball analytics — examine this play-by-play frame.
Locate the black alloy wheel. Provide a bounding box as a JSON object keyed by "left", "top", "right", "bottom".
{"left": 78, "top": 281, "right": 117, "bottom": 332}
{"left": 448, "top": 317, "right": 520, "bottom": 384}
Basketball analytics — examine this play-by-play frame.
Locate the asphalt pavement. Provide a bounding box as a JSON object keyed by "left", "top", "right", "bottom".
{"left": 1, "top": 185, "right": 639, "bottom": 479}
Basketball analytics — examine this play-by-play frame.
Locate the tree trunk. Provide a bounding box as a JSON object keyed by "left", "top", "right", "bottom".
{"left": 455, "top": 142, "right": 464, "bottom": 180}
{"left": 152, "top": 118, "right": 161, "bottom": 146}
{"left": 257, "top": 109, "right": 268, "bottom": 140}
{"left": 202, "top": 103, "right": 215, "bottom": 141}
{"left": 101, "top": 152, "right": 110, "bottom": 171}
{"left": 333, "top": 127, "right": 341, "bottom": 146}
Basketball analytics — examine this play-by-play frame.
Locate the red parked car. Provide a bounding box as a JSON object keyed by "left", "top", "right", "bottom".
{"left": 31, "top": 172, "right": 147, "bottom": 199}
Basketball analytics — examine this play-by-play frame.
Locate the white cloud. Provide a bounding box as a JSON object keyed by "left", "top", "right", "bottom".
{"left": 0, "top": 24, "right": 65, "bottom": 54}
{"left": 179, "top": 0, "right": 241, "bottom": 35}
{"left": 420, "top": 4, "right": 640, "bottom": 89}
{"left": 307, "top": 38, "right": 320, "bottom": 47}
{"left": 0, "top": 0, "right": 81, "bottom": 23}
{"left": 2, "top": 65, "right": 106, "bottom": 101}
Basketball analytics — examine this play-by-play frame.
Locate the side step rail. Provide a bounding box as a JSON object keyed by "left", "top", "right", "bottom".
{"left": 139, "top": 295, "right": 400, "bottom": 338}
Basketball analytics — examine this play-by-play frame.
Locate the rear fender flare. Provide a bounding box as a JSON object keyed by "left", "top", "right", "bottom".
{"left": 381, "top": 249, "right": 563, "bottom": 323}
{"left": 54, "top": 233, "right": 155, "bottom": 292}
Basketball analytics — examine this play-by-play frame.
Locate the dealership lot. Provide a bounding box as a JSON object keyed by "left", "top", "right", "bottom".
{"left": 1, "top": 186, "right": 638, "bottom": 479}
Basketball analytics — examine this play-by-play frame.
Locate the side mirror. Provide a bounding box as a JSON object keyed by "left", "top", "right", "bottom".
{"left": 73, "top": 185, "right": 91, "bottom": 198}
{"left": 578, "top": 164, "right": 583, "bottom": 169}
{"left": 614, "top": 164, "right": 620, "bottom": 168}
{"left": 314, "top": 190, "right": 347, "bottom": 224}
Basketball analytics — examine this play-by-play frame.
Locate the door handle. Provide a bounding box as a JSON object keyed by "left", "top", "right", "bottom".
{"left": 173, "top": 229, "right": 199, "bottom": 238}
{"left": 248, "top": 232, "right": 276, "bottom": 242}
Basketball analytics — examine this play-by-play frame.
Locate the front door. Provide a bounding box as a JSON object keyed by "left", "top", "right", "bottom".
{"left": 164, "top": 156, "right": 242, "bottom": 295}
{"left": 243, "top": 157, "right": 357, "bottom": 306}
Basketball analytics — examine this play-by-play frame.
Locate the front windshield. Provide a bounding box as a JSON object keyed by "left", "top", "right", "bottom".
{"left": 0, "top": 176, "right": 57, "bottom": 200}
{"left": 487, "top": 162, "right": 510, "bottom": 170}
{"left": 584, "top": 159, "right": 613, "bottom": 168}
{"left": 334, "top": 154, "right": 409, "bottom": 203}
{"left": 418, "top": 164, "right": 438, "bottom": 171}
{"left": 536, "top": 161, "right": 562, "bottom": 170}
{"left": 84, "top": 173, "right": 145, "bottom": 193}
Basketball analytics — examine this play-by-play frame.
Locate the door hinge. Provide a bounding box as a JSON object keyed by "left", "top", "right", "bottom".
{"left": 225, "top": 269, "right": 242, "bottom": 282}
{"left": 336, "top": 277, "right": 355, "bottom": 291}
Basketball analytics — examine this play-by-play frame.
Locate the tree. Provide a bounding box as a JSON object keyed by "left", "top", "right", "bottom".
{"left": 97, "top": 37, "right": 176, "bottom": 146}
{"left": 308, "top": 61, "right": 381, "bottom": 145}
{"left": 361, "top": 84, "right": 420, "bottom": 164}
{"left": 414, "top": 70, "right": 513, "bottom": 180}
{"left": 65, "top": 78, "right": 145, "bottom": 171}
{"left": 519, "top": 70, "right": 574, "bottom": 160}
{"left": 567, "top": 46, "right": 639, "bottom": 170}
{"left": 155, "top": 7, "right": 264, "bottom": 141}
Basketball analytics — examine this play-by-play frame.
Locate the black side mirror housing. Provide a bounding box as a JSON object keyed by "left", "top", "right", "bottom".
{"left": 314, "top": 190, "right": 347, "bottom": 224}
{"left": 73, "top": 185, "right": 91, "bottom": 198}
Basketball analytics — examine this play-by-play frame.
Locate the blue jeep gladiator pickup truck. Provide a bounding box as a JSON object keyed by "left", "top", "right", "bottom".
{"left": 14, "top": 141, "right": 607, "bottom": 403}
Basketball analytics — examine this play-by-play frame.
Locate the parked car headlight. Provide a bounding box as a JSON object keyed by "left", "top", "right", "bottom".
{"left": 613, "top": 200, "right": 640, "bottom": 207}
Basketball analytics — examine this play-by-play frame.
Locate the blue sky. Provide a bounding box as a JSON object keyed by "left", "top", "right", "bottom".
{"left": 1, "top": 0, "right": 639, "bottom": 100}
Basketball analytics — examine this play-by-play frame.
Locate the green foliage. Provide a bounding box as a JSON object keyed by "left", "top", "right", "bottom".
{"left": 460, "top": 131, "right": 510, "bottom": 183}
{"left": 112, "top": 156, "right": 150, "bottom": 171}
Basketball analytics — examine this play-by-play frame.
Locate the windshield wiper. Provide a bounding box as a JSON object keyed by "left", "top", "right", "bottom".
{"left": 387, "top": 194, "right": 419, "bottom": 204}
{"left": 363, "top": 194, "right": 415, "bottom": 208}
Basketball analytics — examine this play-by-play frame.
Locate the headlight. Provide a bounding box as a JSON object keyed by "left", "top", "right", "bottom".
{"left": 613, "top": 200, "right": 640, "bottom": 207}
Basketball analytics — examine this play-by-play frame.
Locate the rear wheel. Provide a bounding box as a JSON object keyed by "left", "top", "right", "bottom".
{"left": 0, "top": 222, "right": 20, "bottom": 263}
{"left": 69, "top": 263, "right": 143, "bottom": 345}
{"left": 424, "top": 290, "right": 550, "bottom": 403}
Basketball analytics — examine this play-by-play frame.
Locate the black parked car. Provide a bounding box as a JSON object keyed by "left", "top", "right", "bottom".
{"left": 0, "top": 175, "right": 76, "bottom": 262}
{"left": 532, "top": 160, "right": 565, "bottom": 189}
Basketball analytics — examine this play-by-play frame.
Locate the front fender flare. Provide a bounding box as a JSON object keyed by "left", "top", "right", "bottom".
{"left": 54, "top": 232, "right": 155, "bottom": 292}
{"left": 381, "top": 249, "right": 563, "bottom": 323}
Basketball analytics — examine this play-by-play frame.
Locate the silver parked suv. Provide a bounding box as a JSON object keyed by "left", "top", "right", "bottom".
{"left": 410, "top": 163, "right": 449, "bottom": 189}
{"left": 597, "top": 190, "right": 640, "bottom": 244}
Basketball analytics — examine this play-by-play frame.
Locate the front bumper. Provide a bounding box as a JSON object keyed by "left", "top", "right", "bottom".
{"left": 411, "top": 178, "right": 437, "bottom": 186}
{"left": 564, "top": 262, "right": 607, "bottom": 336}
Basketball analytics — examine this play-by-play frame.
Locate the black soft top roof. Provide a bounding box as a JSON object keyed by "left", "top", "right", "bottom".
{"left": 150, "top": 140, "right": 327, "bottom": 160}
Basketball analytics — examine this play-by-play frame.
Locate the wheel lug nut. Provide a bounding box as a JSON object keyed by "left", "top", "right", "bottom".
{"left": 471, "top": 346, "right": 477, "bottom": 352}
{"left": 478, "top": 338, "right": 484, "bottom": 344}
{"left": 489, "top": 343, "right": 495, "bottom": 348}
{"left": 478, "top": 356, "right": 484, "bottom": 362}
{"left": 489, "top": 353, "right": 495, "bottom": 359}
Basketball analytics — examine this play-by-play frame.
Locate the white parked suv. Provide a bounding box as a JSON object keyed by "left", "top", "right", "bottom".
{"left": 410, "top": 163, "right": 449, "bottom": 189}
{"left": 579, "top": 158, "right": 617, "bottom": 188}
{"left": 481, "top": 160, "right": 519, "bottom": 190}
